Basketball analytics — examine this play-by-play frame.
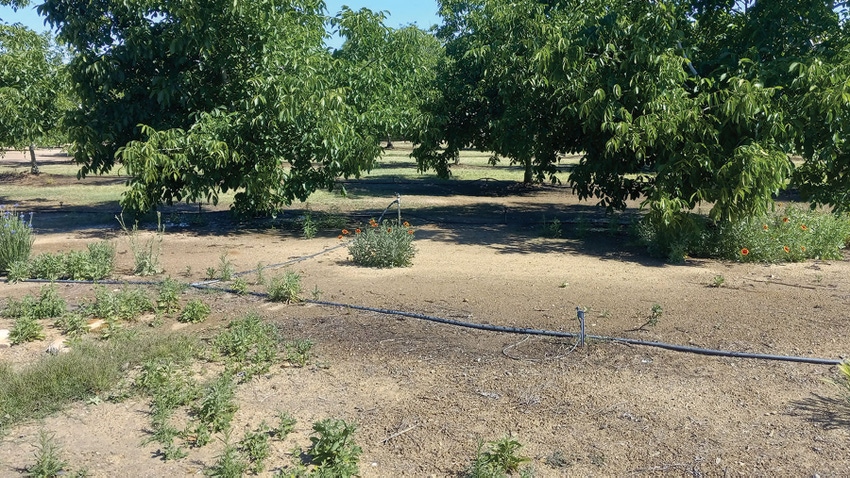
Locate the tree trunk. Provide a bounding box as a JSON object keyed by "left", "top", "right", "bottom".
{"left": 29, "top": 143, "right": 39, "bottom": 175}
{"left": 385, "top": 135, "right": 394, "bottom": 150}
{"left": 523, "top": 157, "right": 533, "bottom": 184}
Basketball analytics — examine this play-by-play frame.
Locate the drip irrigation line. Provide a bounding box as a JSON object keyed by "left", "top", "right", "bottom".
{"left": 306, "top": 299, "right": 844, "bottom": 366}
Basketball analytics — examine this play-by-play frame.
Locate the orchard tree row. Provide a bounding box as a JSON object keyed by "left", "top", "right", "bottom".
{"left": 1, "top": 0, "right": 850, "bottom": 227}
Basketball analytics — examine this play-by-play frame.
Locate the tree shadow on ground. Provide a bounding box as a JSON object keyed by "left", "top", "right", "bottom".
{"left": 789, "top": 393, "right": 850, "bottom": 430}
{"left": 338, "top": 176, "right": 553, "bottom": 199}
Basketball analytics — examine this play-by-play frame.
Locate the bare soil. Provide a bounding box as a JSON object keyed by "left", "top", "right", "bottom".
{"left": 0, "top": 150, "right": 849, "bottom": 476}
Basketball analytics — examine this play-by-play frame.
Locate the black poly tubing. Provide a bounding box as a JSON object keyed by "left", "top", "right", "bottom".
{"left": 306, "top": 299, "right": 844, "bottom": 366}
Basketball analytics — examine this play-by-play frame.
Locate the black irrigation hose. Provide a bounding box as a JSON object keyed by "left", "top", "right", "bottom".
{"left": 306, "top": 299, "right": 844, "bottom": 366}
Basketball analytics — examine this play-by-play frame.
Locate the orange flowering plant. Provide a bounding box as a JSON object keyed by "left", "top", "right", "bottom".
{"left": 345, "top": 219, "right": 416, "bottom": 268}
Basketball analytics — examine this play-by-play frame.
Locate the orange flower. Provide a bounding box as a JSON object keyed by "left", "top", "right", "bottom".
{"left": 783, "top": 246, "right": 790, "bottom": 253}
{"left": 800, "top": 224, "right": 808, "bottom": 231}
{"left": 762, "top": 224, "right": 768, "bottom": 231}
{"left": 369, "top": 219, "right": 378, "bottom": 227}
{"left": 403, "top": 221, "right": 410, "bottom": 227}
{"left": 782, "top": 217, "right": 789, "bottom": 223}
{"left": 355, "top": 228, "right": 361, "bottom": 234}
{"left": 801, "top": 246, "right": 806, "bottom": 252}
{"left": 407, "top": 229, "right": 414, "bottom": 235}
{"left": 338, "top": 235, "right": 343, "bottom": 240}
{"left": 342, "top": 229, "right": 350, "bottom": 235}
{"left": 741, "top": 248, "right": 749, "bottom": 256}
{"left": 387, "top": 228, "right": 392, "bottom": 233}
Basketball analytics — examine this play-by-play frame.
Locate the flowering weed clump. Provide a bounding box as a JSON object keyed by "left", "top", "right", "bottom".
{"left": 639, "top": 207, "right": 850, "bottom": 262}
{"left": 700, "top": 207, "right": 850, "bottom": 262}
{"left": 0, "top": 205, "right": 34, "bottom": 274}
{"left": 345, "top": 219, "right": 416, "bottom": 268}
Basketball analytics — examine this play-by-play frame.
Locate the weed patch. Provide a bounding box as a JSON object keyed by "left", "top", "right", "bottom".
{"left": 0, "top": 205, "right": 34, "bottom": 274}
{"left": 346, "top": 219, "right": 416, "bottom": 268}
{"left": 213, "top": 314, "right": 279, "bottom": 381}
{"left": 267, "top": 271, "right": 301, "bottom": 303}
{"left": 0, "top": 332, "right": 197, "bottom": 431}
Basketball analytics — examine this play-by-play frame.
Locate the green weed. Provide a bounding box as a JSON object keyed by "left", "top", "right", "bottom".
{"left": 273, "top": 411, "right": 297, "bottom": 439}
{"left": 191, "top": 374, "right": 239, "bottom": 435}
{"left": 231, "top": 277, "right": 248, "bottom": 295}
{"left": 0, "top": 332, "right": 197, "bottom": 431}
{"left": 157, "top": 277, "right": 186, "bottom": 314}
{"left": 267, "top": 271, "right": 302, "bottom": 303}
{"left": 213, "top": 314, "right": 279, "bottom": 381}
{"left": 347, "top": 219, "right": 416, "bottom": 268}
{"left": 10, "top": 315, "right": 45, "bottom": 344}
{"left": 301, "top": 212, "right": 317, "bottom": 239}
{"left": 206, "top": 431, "right": 247, "bottom": 477}
{"left": 3, "top": 284, "right": 66, "bottom": 320}
{"left": 540, "top": 215, "right": 562, "bottom": 238}
{"left": 466, "top": 436, "right": 530, "bottom": 478}
{"left": 25, "top": 430, "right": 72, "bottom": 478}
{"left": 218, "top": 253, "right": 235, "bottom": 281}
{"left": 54, "top": 313, "right": 88, "bottom": 337}
{"left": 710, "top": 275, "right": 725, "bottom": 288}
{"left": 179, "top": 299, "right": 211, "bottom": 324}
{"left": 306, "top": 419, "right": 362, "bottom": 477}
{"left": 0, "top": 205, "right": 34, "bottom": 274}
{"left": 117, "top": 212, "right": 164, "bottom": 276}
{"left": 239, "top": 423, "right": 272, "bottom": 474}
{"left": 284, "top": 339, "right": 313, "bottom": 367}
{"left": 88, "top": 285, "right": 154, "bottom": 322}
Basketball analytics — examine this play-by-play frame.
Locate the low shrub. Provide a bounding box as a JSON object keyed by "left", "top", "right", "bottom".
{"left": 346, "top": 219, "right": 416, "bottom": 268}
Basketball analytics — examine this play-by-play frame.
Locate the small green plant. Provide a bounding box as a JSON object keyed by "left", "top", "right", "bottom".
{"left": 231, "top": 277, "right": 248, "bottom": 295}
{"left": 301, "top": 211, "right": 317, "bottom": 239}
{"left": 347, "top": 219, "right": 416, "bottom": 268}
{"left": 214, "top": 314, "right": 279, "bottom": 381}
{"left": 306, "top": 419, "right": 362, "bottom": 477}
{"left": 635, "top": 303, "right": 664, "bottom": 330}
{"left": 267, "top": 271, "right": 302, "bottom": 303}
{"left": 273, "top": 411, "right": 297, "bottom": 439}
{"left": 88, "top": 285, "right": 155, "bottom": 322}
{"left": 206, "top": 431, "right": 248, "bottom": 477}
{"left": 55, "top": 313, "right": 88, "bottom": 337}
{"left": 284, "top": 339, "right": 313, "bottom": 367}
{"left": 239, "top": 423, "right": 272, "bottom": 474}
{"left": 218, "top": 253, "right": 235, "bottom": 281}
{"left": 3, "top": 284, "right": 66, "bottom": 320}
{"left": 541, "top": 215, "right": 562, "bottom": 238}
{"left": 26, "top": 430, "right": 70, "bottom": 478}
{"left": 10, "top": 315, "right": 45, "bottom": 344}
{"left": 311, "top": 285, "right": 323, "bottom": 300}
{"left": 466, "top": 436, "right": 530, "bottom": 477}
{"left": 179, "top": 299, "right": 211, "bottom": 324}
{"left": 117, "top": 212, "right": 164, "bottom": 276}
{"left": 710, "top": 275, "right": 726, "bottom": 288}
{"left": 157, "top": 277, "right": 186, "bottom": 314}
{"left": 192, "top": 374, "right": 239, "bottom": 435}
{"left": 0, "top": 205, "right": 34, "bottom": 274}
{"left": 254, "top": 262, "right": 266, "bottom": 286}
{"left": 205, "top": 267, "right": 218, "bottom": 280}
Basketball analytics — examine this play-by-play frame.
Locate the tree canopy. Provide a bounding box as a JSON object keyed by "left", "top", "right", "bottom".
{"left": 0, "top": 24, "right": 68, "bottom": 172}
{"left": 38, "top": 0, "right": 420, "bottom": 214}
{"left": 415, "top": 0, "right": 850, "bottom": 224}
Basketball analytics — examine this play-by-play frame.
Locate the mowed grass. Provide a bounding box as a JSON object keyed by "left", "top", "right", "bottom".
{"left": 0, "top": 332, "right": 198, "bottom": 432}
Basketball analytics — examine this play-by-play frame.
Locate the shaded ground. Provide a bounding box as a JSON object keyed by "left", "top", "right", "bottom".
{"left": 0, "top": 149, "right": 849, "bottom": 476}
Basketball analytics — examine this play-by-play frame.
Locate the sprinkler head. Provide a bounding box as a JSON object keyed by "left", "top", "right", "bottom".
{"left": 576, "top": 307, "right": 585, "bottom": 320}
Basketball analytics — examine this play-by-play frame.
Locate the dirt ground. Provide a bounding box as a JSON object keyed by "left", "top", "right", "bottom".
{"left": 0, "top": 150, "right": 849, "bottom": 476}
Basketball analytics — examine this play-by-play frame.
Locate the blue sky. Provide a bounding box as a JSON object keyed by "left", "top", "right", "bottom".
{"left": 0, "top": 1, "right": 441, "bottom": 47}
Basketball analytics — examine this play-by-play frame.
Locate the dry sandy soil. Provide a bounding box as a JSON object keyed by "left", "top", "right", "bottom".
{"left": 0, "top": 150, "right": 849, "bottom": 476}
